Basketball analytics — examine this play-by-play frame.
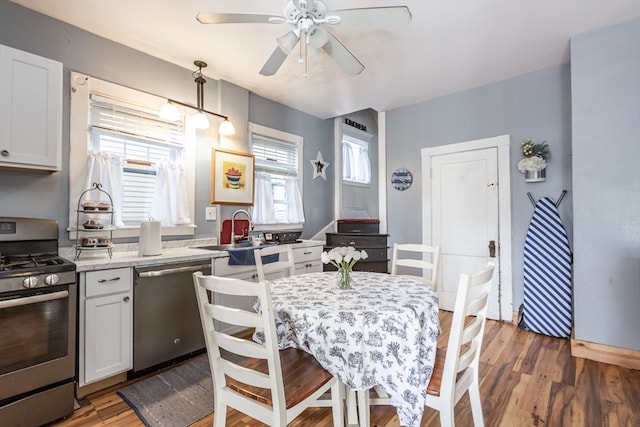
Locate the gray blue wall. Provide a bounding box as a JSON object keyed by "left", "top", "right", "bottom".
{"left": 386, "top": 66, "right": 573, "bottom": 309}
{"left": 571, "top": 18, "right": 640, "bottom": 350}
{"left": 0, "top": 0, "right": 333, "bottom": 245}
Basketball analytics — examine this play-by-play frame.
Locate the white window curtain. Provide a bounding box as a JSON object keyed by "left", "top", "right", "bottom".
{"left": 150, "top": 160, "right": 191, "bottom": 226}
{"left": 343, "top": 143, "right": 355, "bottom": 180}
{"left": 285, "top": 177, "right": 305, "bottom": 223}
{"left": 85, "top": 151, "right": 125, "bottom": 226}
{"left": 342, "top": 138, "right": 371, "bottom": 184}
{"left": 358, "top": 145, "right": 371, "bottom": 183}
{"left": 252, "top": 171, "right": 276, "bottom": 224}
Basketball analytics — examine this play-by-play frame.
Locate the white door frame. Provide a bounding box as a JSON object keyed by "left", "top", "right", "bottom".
{"left": 422, "top": 135, "right": 513, "bottom": 321}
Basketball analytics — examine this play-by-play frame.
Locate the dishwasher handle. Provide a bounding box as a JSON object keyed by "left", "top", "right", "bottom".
{"left": 136, "top": 264, "right": 210, "bottom": 278}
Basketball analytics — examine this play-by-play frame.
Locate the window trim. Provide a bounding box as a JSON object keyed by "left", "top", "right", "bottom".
{"left": 68, "top": 72, "right": 196, "bottom": 239}
{"left": 249, "top": 122, "right": 304, "bottom": 231}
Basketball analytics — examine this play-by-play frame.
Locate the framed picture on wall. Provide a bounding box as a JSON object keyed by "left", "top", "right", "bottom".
{"left": 211, "top": 148, "right": 255, "bottom": 205}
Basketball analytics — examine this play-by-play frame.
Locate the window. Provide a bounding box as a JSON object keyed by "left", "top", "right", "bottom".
{"left": 90, "top": 96, "right": 184, "bottom": 225}
{"left": 69, "top": 72, "right": 196, "bottom": 238}
{"left": 342, "top": 133, "right": 371, "bottom": 185}
{"left": 249, "top": 123, "right": 304, "bottom": 227}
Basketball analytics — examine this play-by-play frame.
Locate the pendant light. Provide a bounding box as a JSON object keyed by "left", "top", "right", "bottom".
{"left": 159, "top": 60, "right": 236, "bottom": 135}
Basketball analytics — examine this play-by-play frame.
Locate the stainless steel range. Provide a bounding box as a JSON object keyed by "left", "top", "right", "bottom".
{"left": 0, "top": 217, "right": 77, "bottom": 427}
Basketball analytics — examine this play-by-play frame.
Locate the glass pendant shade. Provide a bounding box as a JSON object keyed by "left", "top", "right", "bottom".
{"left": 277, "top": 30, "right": 299, "bottom": 54}
{"left": 192, "top": 111, "right": 210, "bottom": 129}
{"left": 159, "top": 102, "right": 180, "bottom": 121}
{"left": 218, "top": 119, "right": 235, "bottom": 136}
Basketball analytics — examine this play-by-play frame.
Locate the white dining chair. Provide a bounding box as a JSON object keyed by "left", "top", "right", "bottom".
{"left": 254, "top": 244, "right": 296, "bottom": 282}
{"left": 193, "top": 272, "right": 344, "bottom": 427}
{"left": 358, "top": 262, "right": 496, "bottom": 427}
{"left": 390, "top": 243, "right": 441, "bottom": 288}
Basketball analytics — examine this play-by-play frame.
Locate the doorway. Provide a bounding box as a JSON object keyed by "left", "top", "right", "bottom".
{"left": 421, "top": 135, "right": 512, "bottom": 321}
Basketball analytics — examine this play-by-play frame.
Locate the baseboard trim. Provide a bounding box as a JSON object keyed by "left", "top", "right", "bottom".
{"left": 76, "top": 372, "right": 127, "bottom": 399}
{"left": 571, "top": 339, "right": 640, "bottom": 370}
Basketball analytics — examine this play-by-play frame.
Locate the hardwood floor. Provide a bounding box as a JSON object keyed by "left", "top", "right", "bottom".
{"left": 51, "top": 311, "right": 640, "bottom": 427}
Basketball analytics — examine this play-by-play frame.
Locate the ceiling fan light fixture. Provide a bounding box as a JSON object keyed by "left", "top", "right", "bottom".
{"left": 277, "top": 30, "right": 299, "bottom": 54}
{"left": 309, "top": 27, "right": 329, "bottom": 48}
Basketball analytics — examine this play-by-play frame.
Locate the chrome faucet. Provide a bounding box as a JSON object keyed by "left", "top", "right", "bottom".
{"left": 231, "top": 209, "right": 252, "bottom": 243}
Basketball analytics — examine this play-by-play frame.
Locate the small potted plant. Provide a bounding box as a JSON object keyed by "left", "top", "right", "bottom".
{"left": 517, "top": 139, "right": 550, "bottom": 182}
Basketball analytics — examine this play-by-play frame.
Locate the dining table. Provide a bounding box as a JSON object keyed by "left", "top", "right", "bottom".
{"left": 253, "top": 270, "right": 440, "bottom": 427}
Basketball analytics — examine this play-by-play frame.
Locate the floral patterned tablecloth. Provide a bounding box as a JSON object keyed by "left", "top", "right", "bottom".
{"left": 254, "top": 271, "right": 440, "bottom": 427}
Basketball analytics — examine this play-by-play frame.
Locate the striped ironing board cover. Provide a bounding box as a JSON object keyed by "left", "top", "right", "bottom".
{"left": 523, "top": 196, "right": 573, "bottom": 338}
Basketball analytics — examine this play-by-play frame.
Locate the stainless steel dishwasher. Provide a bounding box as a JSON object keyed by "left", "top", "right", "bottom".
{"left": 133, "top": 260, "right": 211, "bottom": 372}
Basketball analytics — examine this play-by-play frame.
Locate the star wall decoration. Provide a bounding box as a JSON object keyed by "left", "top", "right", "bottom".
{"left": 310, "top": 151, "right": 329, "bottom": 180}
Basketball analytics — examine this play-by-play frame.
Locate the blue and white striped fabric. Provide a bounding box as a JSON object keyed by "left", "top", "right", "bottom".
{"left": 523, "top": 197, "right": 572, "bottom": 338}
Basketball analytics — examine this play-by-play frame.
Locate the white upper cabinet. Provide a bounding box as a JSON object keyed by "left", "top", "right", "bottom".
{"left": 0, "top": 44, "right": 62, "bottom": 171}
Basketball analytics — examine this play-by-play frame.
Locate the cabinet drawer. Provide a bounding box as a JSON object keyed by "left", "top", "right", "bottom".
{"left": 85, "top": 268, "right": 132, "bottom": 297}
{"left": 337, "top": 222, "right": 379, "bottom": 234}
{"left": 326, "top": 233, "right": 388, "bottom": 248}
{"left": 293, "top": 245, "right": 322, "bottom": 264}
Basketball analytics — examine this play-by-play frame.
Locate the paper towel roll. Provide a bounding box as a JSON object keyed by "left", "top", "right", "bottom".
{"left": 139, "top": 219, "right": 162, "bottom": 256}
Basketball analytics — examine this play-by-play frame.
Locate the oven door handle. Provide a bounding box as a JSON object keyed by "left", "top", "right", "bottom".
{"left": 0, "top": 290, "right": 69, "bottom": 309}
{"left": 136, "top": 264, "right": 209, "bottom": 278}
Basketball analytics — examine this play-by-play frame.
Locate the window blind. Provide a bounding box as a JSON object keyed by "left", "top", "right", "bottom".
{"left": 252, "top": 134, "right": 298, "bottom": 177}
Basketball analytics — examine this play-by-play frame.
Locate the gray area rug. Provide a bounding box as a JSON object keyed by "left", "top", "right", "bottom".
{"left": 117, "top": 356, "right": 213, "bottom": 427}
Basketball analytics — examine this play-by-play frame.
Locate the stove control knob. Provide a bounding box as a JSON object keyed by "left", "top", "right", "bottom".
{"left": 23, "top": 276, "right": 39, "bottom": 288}
{"left": 45, "top": 274, "right": 60, "bottom": 286}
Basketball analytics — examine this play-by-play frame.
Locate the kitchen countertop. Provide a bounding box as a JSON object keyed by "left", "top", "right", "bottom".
{"left": 64, "top": 239, "right": 324, "bottom": 272}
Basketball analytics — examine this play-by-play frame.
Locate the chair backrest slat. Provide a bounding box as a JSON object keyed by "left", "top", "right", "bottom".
{"left": 255, "top": 245, "right": 296, "bottom": 282}
{"left": 391, "top": 243, "right": 441, "bottom": 287}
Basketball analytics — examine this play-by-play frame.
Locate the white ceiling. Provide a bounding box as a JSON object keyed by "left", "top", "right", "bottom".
{"left": 10, "top": 0, "right": 640, "bottom": 119}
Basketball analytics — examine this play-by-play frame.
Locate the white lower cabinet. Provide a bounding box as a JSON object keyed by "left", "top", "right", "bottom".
{"left": 79, "top": 267, "right": 133, "bottom": 386}
{"left": 293, "top": 245, "right": 322, "bottom": 274}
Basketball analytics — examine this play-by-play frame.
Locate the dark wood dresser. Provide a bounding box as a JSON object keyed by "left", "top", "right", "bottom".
{"left": 324, "top": 219, "right": 389, "bottom": 273}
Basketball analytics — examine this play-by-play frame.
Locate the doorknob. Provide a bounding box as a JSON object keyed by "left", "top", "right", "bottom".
{"left": 488, "top": 240, "right": 496, "bottom": 258}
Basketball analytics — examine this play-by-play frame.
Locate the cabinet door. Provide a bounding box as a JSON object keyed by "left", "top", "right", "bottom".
{"left": 0, "top": 45, "right": 62, "bottom": 171}
{"left": 83, "top": 292, "right": 132, "bottom": 384}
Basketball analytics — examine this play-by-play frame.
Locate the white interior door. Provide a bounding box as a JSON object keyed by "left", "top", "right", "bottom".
{"left": 422, "top": 135, "right": 512, "bottom": 321}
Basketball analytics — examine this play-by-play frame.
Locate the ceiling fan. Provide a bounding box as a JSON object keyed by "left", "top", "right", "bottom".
{"left": 197, "top": 0, "right": 411, "bottom": 77}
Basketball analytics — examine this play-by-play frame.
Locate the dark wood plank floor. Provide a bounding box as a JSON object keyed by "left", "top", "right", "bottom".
{"left": 50, "top": 311, "right": 640, "bottom": 427}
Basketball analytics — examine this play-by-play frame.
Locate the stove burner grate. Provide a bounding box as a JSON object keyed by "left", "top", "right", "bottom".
{"left": 0, "top": 255, "right": 71, "bottom": 272}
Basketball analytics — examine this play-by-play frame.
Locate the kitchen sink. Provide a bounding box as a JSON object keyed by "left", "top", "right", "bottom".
{"left": 192, "top": 242, "right": 256, "bottom": 251}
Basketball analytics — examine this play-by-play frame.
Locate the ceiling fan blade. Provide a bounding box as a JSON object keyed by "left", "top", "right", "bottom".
{"left": 331, "top": 6, "right": 412, "bottom": 30}
{"left": 260, "top": 46, "right": 291, "bottom": 76}
{"left": 321, "top": 32, "right": 364, "bottom": 75}
{"left": 196, "top": 13, "right": 280, "bottom": 24}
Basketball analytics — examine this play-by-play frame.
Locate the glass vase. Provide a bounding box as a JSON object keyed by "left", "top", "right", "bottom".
{"left": 338, "top": 266, "right": 352, "bottom": 290}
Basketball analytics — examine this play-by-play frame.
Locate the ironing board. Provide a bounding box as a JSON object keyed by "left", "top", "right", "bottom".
{"left": 522, "top": 195, "right": 573, "bottom": 338}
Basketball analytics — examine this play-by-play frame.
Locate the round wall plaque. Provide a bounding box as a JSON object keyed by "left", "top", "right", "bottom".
{"left": 391, "top": 169, "right": 413, "bottom": 191}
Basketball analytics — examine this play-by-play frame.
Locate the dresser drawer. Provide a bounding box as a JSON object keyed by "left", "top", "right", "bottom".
{"left": 323, "top": 260, "right": 388, "bottom": 273}
{"left": 326, "top": 233, "right": 388, "bottom": 248}
{"left": 85, "top": 267, "right": 132, "bottom": 297}
{"left": 337, "top": 222, "right": 380, "bottom": 234}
